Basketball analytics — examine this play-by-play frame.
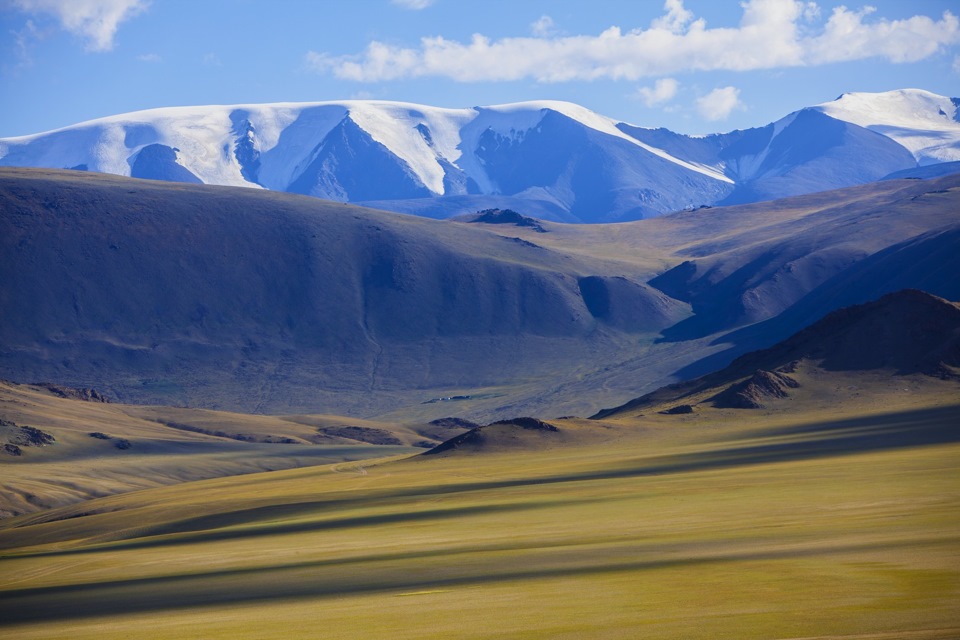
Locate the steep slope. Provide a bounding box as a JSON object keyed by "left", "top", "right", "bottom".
{"left": 2, "top": 168, "right": 958, "bottom": 420}
{"left": 647, "top": 173, "right": 960, "bottom": 341}
{"left": 0, "top": 167, "right": 688, "bottom": 416}
{"left": 592, "top": 289, "right": 960, "bottom": 419}
{"left": 2, "top": 90, "right": 957, "bottom": 222}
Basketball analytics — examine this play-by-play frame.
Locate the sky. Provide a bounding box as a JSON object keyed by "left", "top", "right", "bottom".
{"left": 1, "top": 0, "right": 958, "bottom": 138}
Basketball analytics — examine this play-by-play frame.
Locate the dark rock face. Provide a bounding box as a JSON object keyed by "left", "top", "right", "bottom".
{"left": 487, "top": 417, "right": 559, "bottom": 431}
{"left": 40, "top": 384, "right": 110, "bottom": 402}
{"left": 1, "top": 420, "right": 55, "bottom": 454}
{"left": 287, "top": 116, "right": 432, "bottom": 201}
{"left": 316, "top": 426, "right": 403, "bottom": 446}
{"left": 424, "top": 416, "right": 559, "bottom": 455}
{"left": 659, "top": 404, "right": 694, "bottom": 415}
{"left": 469, "top": 209, "right": 547, "bottom": 232}
{"left": 231, "top": 111, "right": 262, "bottom": 185}
{"left": 428, "top": 417, "right": 481, "bottom": 430}
{"left": 712, "top": 370, "right": 800, "bottom": 409}
{"left": 130, "top": 144, "right": 203, "bottom": 184}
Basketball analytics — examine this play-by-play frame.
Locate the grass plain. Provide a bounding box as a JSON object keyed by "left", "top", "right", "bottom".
{"left": 1, "top": 373, "right": 957, "bottom": 639}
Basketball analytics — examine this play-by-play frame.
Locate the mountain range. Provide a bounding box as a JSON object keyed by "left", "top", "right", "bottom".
{"left": 2, "top": 89, "right": 958, "bottom": 223}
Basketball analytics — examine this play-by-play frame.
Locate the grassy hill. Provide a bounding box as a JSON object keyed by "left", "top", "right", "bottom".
{"left": 0, "top": 393, "right": 956, "bottom": 639}
{"left": 0, "top": 380, "right": 469, "bottom": 518}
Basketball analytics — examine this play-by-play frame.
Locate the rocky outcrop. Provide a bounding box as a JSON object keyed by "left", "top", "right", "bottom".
{"left": 712, "top": 370, "right": 800, "bottom": 409}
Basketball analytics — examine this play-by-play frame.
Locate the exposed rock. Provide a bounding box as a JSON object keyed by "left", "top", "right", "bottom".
{"left": 659, "top": 404, "right": 694, "bottom": 415}
{"left": 3, "top": 443, "right": 22, "bottom": 456}
{"left": 712, "top": 370, "right": 800, "bottom": 409}
{"left": 487, "top": 417, "right": 559, "bottom": 432}
{"left": 428, "top": 417, "right": 481, "bottom": 430}
{"left": 316, "top": 426, "right": 403, "bottom": 446}
{"left": 468, "top": 209, "right": 547, "bottom": 232}
{"left": 113, "top": 439, "right": 133, "bottom": 450}
{"left": 89, "top": 432, "right": 111, "bottom": 439}
{"left": 39, "top": 384, "right": 110, "bottom": 403}
{"left": 424, "top": 417, "right": 559, "bottom": 456}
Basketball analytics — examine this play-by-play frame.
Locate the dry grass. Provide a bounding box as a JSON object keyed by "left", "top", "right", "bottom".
{"left": 0, "top": 383, "right": 957, "bottom": 639}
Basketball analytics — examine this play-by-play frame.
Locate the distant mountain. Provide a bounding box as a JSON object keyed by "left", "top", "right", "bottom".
{"left": 1, "top": 89, "right": 957, "bottom": 222}
{"left": 592, "top": 289, "right": 960, "bottom": 419}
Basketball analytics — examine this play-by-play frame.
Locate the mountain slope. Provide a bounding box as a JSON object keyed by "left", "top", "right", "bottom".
{"left": 2, "top": 90, "right": 957, "bottom": 222}
{"left": 0, "top": 167, "right": 688, "bottom": 417}
{"left": 1, "top": 168, "right": 958, "bottom": 420}
{"left": 592, "top": 289, "right": 960, "bottom": 419}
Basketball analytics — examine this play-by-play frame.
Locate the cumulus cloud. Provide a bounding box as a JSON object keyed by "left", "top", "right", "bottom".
{"left": 11, "top": 0, "right": 149, "bottom": 51}
{"left": 696, "top": 86, "right": 743, "bottom": 121}
{"left": 307, "top": 0, "right": 960, "bottom": 82}
{"left": 390, "top": 0, "right": 434, "bottom": 9}
{"left": 635, "top": 78, "right": 680, "bottom": 107}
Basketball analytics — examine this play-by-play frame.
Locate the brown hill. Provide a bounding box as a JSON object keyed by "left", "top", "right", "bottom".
{"left": 592, "top": 289, "right": 960, "bottom": 418}
{"left": 424, "top": 417, "right": 561, "bottom": 455}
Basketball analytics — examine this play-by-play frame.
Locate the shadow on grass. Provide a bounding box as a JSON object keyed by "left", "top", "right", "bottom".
{"left": 10, "top": 405, "right": 959, "bottom": 559}
{"left": 0, "top": 536, "right": 950, "bottom": 626}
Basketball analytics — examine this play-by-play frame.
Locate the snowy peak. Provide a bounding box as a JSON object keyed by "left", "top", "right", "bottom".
{"left": 1, "top": 90, "right": 959, "bottom": 222}
{"left": 814, "top": 89, "right": 960, "bottom": 163}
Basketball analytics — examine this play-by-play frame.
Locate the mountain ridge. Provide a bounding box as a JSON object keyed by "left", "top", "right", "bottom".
{"left": 2, "top": 89, "right": 958, "bottom": 223}
{"left": 591, "top": 289, "right": 960, "bottom": 419}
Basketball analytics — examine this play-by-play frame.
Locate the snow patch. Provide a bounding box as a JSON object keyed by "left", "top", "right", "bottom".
{"left": 816, "top": 89, "right": 960, "bottom": 162}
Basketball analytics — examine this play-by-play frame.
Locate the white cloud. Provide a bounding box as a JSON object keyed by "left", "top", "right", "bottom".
{"left": 807, "top": 5, "right": 960, "bottom": 64}
{"left": 11, "top": 0, "right": 149, "bottom": 52}
{"left": 203, "top": 52, "right": 222, "bottom": 67}
{"left": 390, "top": 0, "right": 434, "bottom": 9}
{"left": 308, "top": 0, "right": 960, "bottom": 82}
{"left": 651, "top": 0, "right": 695, "bottom": 34}
{"left": 635, "top": 78, "right": 679, "bottom": 107}
{"left": 531, "top": 15, "right": 557, "bottom": 38}
{"left": 954, "top": 54, "right": 960, "bottom": 73}
{"left": 696, "top": 86, "right": 743, "bottom": 121}
{"left": 137, "top": 52, "right": 161, "bottom": 63}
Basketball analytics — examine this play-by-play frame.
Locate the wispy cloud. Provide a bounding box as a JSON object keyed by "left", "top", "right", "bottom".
{"left": 306, "top": 0, "right": 960, "bottom": 82}
{"left": 390, "top": 0, "right": 434, "bottom": 9}
{"left": 203, "top": 52, "right": 222, "bottom": 67}
{"left": 10, "top": 0, "right": 149, "bottom": 52}
{"left": 634, "top": 78, "right": 680, "bottom": 107}
{"left": 6, "top": 19, "right": 42, "bottom": 71}
{"left": 137, "top": 52, "right": 161, "bottom": 63}
{"left": 530, "top": 15, "right": 558, "bottom": 38}
{"left": 696, "top": 86, "right": 743, "bottom": 121}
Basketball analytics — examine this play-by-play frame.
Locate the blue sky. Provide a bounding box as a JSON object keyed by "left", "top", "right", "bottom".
{"left": 1, "top": 0, "right": 958, "bottom": 137}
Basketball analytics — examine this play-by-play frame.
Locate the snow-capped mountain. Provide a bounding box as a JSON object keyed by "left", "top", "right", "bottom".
{"left": 1, "top": 89, "right": 957, "bottom": 222}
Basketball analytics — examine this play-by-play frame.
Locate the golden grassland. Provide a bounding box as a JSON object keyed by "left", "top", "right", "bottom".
{"left": 0, "top": 374, "right": 958, "bottom": 639}
{"left": 0, "top": 381, "right": 428, "bottom": 517}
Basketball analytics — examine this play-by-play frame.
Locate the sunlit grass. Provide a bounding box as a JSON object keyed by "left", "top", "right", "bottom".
{"left": 1, "top": 401, "right": 958, "bottom": 638}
